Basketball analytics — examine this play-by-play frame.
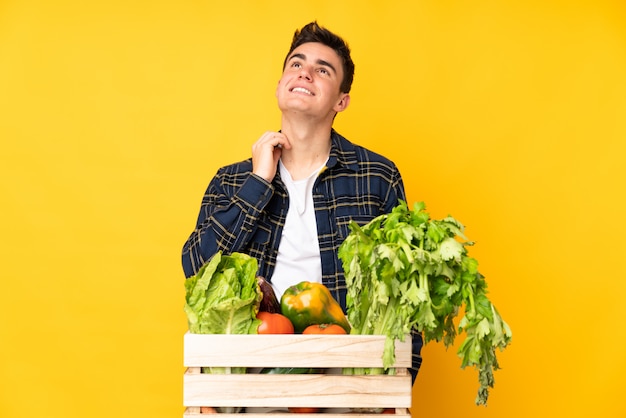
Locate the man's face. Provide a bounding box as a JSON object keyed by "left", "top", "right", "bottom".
{"left": 276, "top": 42, "right": 350, "bottom": 119}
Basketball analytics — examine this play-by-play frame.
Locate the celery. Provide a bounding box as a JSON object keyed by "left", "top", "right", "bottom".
{"left": 338, "top": 201, "right": 512, "bottom": 405}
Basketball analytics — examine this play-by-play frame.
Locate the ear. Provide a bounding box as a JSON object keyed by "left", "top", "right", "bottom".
{"left": 334, "top": 93, "right": 350, "bottom": 113}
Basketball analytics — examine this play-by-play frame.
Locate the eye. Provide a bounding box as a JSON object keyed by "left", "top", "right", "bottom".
{"left": 291, "top": 61, "right": 302, "bottom": 68}
{"left": 318, "top": 68, "right": 329, "bottom": 75}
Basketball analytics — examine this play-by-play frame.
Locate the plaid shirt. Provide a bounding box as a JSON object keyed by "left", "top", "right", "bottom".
{"left": 182, "top": 129, "right": 422, "bottom": 378}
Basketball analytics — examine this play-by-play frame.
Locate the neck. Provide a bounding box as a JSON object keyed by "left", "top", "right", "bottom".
{"left": 280, "top": 119, "right": 332, "bottom": 181}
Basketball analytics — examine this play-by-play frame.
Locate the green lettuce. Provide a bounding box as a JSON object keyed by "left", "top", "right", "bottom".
{"left": 183, "top": 251, "right": 261, "bottom": 412}
{"left": 184, "top": 251, "right": 262, "bottom": 378}
{"left": 184, "top": 251, "right": 261, "bottom": 335}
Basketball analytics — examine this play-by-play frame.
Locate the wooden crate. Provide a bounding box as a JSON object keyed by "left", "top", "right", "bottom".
{"left": 183, "top": 333, "right": 412, "bottom": 417}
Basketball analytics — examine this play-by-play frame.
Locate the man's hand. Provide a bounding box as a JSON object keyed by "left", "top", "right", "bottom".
{"left": 252, "top": 131, "right": 291, "bottom": 182}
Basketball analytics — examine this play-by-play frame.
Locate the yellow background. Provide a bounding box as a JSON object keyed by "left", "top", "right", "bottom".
{"left": 1, "top": 1, "right": 625, "bottom": 417}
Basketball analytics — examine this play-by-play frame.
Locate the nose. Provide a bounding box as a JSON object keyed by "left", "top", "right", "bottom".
{"left": 298, "top": 65, "right": 313, "bottom": 81}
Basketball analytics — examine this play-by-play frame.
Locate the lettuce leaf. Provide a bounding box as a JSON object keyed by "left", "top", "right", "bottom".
{"left": 184, "top": 251, "right": 261, "bottom": 411}
{"left": 184, "top": 251, "right": 261, "bottom": 335}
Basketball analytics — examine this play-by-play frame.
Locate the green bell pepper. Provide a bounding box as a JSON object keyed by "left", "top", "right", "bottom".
{"left": 280, "top": 281, "right": 351, "bottom": 333}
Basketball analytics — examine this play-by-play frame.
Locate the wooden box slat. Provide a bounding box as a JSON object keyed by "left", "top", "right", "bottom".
{"left": 183, "top": 409, "right": 411, "bottom": 418}
{"left": 183, "top": 372, "right": 412, "bottom": 408}
{"left": 183, "top": 333, "right": 412, "bottom": 368}
{"left": 182, "top": 333, "right": 413, "bottom": 416}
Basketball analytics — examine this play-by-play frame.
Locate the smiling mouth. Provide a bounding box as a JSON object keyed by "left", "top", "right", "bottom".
{"left": 291, "top": 87, "right": 313, "bottom": 95}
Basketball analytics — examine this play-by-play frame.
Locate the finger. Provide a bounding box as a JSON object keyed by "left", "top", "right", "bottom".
{"left": 273, "top": 132, "right": 291, "bottom": 149}
{"left": 255, "top": 131, "right": 280, "bottom": 147}
{"left": 253, "top": 131, "right": 291, "bottom": 155}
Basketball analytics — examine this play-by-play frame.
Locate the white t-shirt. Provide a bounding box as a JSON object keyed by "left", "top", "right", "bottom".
{"left": 270, "top": 159, "right": 327, "bottom": 300}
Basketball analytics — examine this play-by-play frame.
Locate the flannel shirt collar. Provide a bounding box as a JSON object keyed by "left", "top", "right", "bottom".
{"left": 328, "top": 129, "right": 359, "bottom": 172}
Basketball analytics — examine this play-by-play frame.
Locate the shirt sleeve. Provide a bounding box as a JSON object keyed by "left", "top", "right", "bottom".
{"left": 181, "top": 169, "right": 274, "bottom": 277}
{"left": 410, "top": 330, "right": 424, "bottom": 383}
{"left": 383, "top": 163, "right": 407, "bottom": 213}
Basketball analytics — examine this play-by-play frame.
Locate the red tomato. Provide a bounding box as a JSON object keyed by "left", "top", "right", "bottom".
{"left": 257, "top": 311, "right": 294, "bottom": 334}
{"left": 302, "top": 323, "right": 347, "bottom": 334}
{"left": 288, "top": 407, "right": 320, "bottom": 413}
{"left": 200, "top": 406, "right": 217, "bottom": 414}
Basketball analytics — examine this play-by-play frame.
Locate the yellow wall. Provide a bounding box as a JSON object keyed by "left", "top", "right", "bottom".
{"left": 1, "top": 1, "right": 625, "bottom": 417}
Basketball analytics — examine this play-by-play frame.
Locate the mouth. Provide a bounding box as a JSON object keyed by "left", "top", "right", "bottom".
{"left": 290, "top": 87, "right": 314, "bottom": 96}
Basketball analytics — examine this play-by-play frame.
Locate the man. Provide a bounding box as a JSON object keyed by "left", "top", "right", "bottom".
{"left": 181, "top": 21, "right": 422, "bottom": 380}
